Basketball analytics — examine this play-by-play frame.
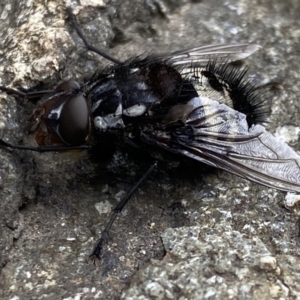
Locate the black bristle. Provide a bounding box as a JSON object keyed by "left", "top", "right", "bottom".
{"left": 203, "top": 61, "right": 271, "bottom": 127}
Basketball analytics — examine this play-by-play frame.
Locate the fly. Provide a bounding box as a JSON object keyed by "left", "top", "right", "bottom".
{"left": 0, "top": 7, "right": 299, "bottom": 262}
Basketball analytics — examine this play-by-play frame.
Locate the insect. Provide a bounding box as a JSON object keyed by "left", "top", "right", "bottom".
{"left": 1, "top": 7, "right": 300, "bottom": 262}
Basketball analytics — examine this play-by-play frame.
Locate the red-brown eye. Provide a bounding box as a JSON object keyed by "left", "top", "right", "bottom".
{"left": 58, "top": 94, "right": 90, "bottom": 145}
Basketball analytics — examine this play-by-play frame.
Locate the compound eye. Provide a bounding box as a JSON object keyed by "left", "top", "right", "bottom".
{"left": 59, "top": 94, "right": 90, "bottom": 145}
{"left": 55, "top": 80, "right": 80, "bottom": 92}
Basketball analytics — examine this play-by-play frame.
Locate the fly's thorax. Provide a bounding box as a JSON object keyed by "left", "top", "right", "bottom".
{"left": 88, "top": 77, "right": 125, "bottom": 132}
{"left": 86, "top": 62, "right": 186, "bottom": 133}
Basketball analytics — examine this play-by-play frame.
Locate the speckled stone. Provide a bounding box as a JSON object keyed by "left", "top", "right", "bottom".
{"left": 1, "top": 0, "right": 300, "bottom": 299}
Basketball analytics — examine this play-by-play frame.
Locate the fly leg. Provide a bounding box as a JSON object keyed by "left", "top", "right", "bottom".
{"left": 0, "top": 86, "right": 54, "bottom": 99}
{"left": 90, "top": 161, "right": 157, "bottom": 263}
{"left": 0, "top": 139, "right": 91, "bottom": 152}
{"left": 65, "top": 7, "right": 122, "bottom": 65}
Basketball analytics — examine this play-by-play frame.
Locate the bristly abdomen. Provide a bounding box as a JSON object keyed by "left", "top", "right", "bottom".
{"left": 196, "top": 61, "right": 271, "bottom": 127}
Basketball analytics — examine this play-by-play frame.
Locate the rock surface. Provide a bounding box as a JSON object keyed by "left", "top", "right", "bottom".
{"left": 0, "top": 0, "right": 300, "bottom": 299}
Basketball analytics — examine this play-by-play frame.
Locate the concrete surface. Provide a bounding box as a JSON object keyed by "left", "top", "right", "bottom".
{"left": 0, "top": 0, "right": 300, "bottom": 299}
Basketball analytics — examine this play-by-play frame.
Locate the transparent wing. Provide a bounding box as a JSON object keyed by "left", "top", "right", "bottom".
{"left": 141, "top": 97, "right": 300, "bottom": 193}
{"left": 149, "top": 44, "right": 261, "bottom": 66}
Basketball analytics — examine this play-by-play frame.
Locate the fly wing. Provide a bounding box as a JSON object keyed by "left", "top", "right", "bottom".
{"left": 149, "top": 44, "right": 261, "bottom": 66}
{"left": 141, "top": 97, "right": 300, "bottom": 193}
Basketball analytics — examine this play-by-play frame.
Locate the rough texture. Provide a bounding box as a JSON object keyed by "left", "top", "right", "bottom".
{"left": 0, "top": 0, "right": 300, "bottom": 299}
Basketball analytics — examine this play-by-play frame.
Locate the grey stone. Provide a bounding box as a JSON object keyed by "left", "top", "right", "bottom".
{"left": 0, "top": 0, "right": 300, "bottom": 299}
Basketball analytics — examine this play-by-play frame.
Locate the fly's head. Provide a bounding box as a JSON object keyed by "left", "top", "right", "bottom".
{"left": 29, "top": 80, "right": 91, "bottom": 146}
